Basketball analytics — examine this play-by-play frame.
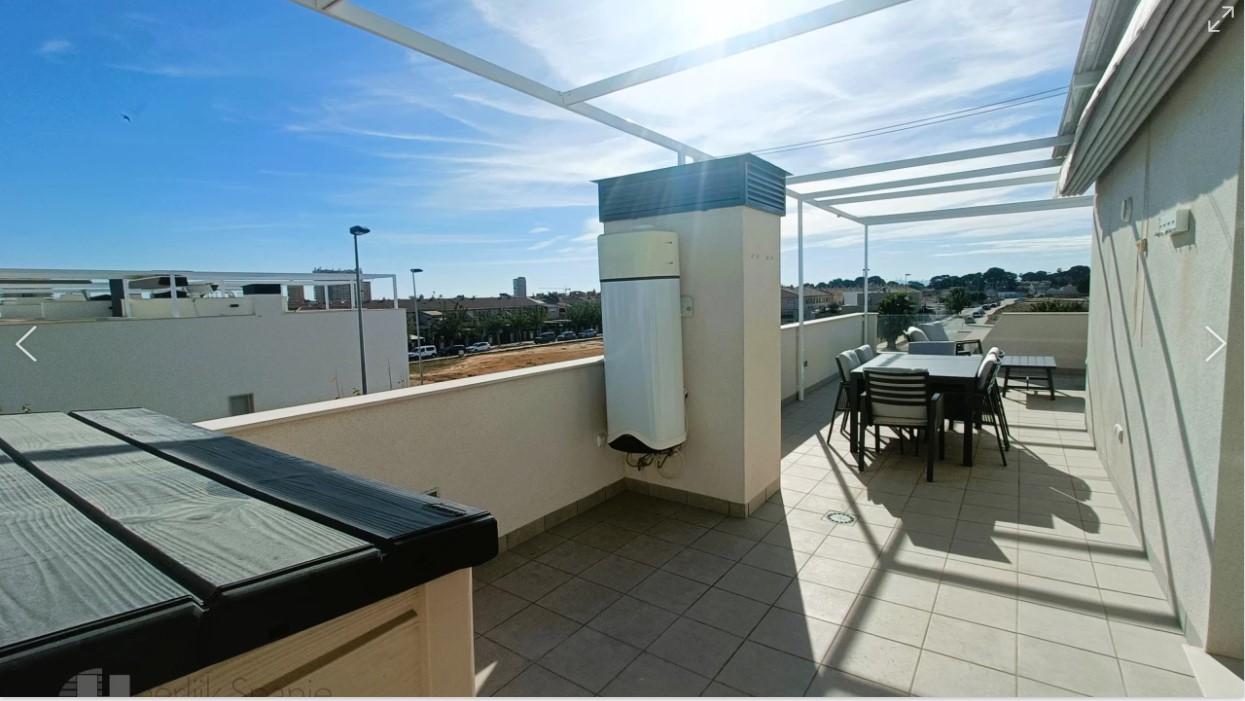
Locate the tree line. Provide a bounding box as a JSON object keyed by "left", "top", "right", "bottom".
{"left": 928, "top": 265, "right": 1089, "bottom": 293}
{"left": 416, "top": 300, "right": 603, "bottom": 347}
{"left": 811, "top": 265, "right": 1090, "bottom": 294}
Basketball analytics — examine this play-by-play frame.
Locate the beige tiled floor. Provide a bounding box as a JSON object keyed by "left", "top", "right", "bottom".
{"left": 472, "top": 377, "right": 1201, "bottom": 696}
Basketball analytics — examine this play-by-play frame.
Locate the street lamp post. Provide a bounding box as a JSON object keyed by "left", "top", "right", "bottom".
{"left": 410, "top": 268, "right": 424, "bottom": 385}
{"left": 350, "top": 225, "right": 370, "bottom": 394}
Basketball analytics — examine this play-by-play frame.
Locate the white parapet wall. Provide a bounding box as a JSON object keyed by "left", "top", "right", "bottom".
{"left": 201, "top": 357, "right": 623, "bottom": 538}
{"left": 985, "top": 312, "right": 1089, "bottom": 370}
{"left": 196, "top": 315, "right": 886, "bottom": 538}
{"left": 0, "top": 295, "right": 408, "bottom": 422}
{"left": 780, "top": 313, "right": 876, "bottom": 402}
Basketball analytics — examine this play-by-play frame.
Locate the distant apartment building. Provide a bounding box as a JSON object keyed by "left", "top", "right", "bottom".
{"left": 312, "top": 267, "right": 371, "bottom": 306}
{"left": 287, "top": 284, "right": 307, "bottom": 307}
{"left": 1019, "top": 280, "right": 1053, "bottom": 296}
{"left": 399, "top": 294, "right": 555, "bottom": 328}
{"left": 400, "top": 295, "right": 545, "bottom": 320}
{"left": 513, "top": 276, "right": 527, "bottom": 299}
{"left": 563, "top": 290, "right": 601, "bottom": 305}
{"left": 0, "top": 268, "right": 406, "bottom": 423}
{"left": 780, "top": 285, "right": 841, "bottom": 322}
{"left": 841, "top": 288, "right": 891, "bottom": 313}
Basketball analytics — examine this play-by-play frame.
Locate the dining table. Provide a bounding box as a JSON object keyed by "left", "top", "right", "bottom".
{"left": 849, "top": 353, "right": 983, "bottom": 467}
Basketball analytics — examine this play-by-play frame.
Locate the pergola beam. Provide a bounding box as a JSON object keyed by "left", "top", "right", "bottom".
{"left": 787, "top": 135, "right": 1074, "bottom": 184}
{"left": 804, "top": 159, "right": 1063, "bottom": 199}
{"left": 561, "top": 0, "right": 912, "bottom": 105}
{"left": 289, "top": 0, "right": 714, "bottom": 159}
{"left": 857, "top": 195, "right": 1094, "bottom": 226}
{"left": 287, "top": 0, "right": 865, "bottom": 223}
{"left": 297, "top": 0, "right": 561, "bottom": 104}
{"left": 816, "top": 173, "right": 1060, "bottom": 205}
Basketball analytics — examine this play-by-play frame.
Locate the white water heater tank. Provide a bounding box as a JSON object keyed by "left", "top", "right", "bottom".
{"left": 598, "top": 230, "right": 687, "bottom": 453}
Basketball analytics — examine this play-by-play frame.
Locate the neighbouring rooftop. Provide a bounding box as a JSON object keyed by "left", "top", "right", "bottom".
{"left": 0, "top": 267, "right": 402, "bottom": 324}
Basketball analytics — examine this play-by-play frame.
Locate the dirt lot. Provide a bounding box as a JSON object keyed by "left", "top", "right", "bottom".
{"left": 410, "top": 340, "right": 604, "bottom": 384}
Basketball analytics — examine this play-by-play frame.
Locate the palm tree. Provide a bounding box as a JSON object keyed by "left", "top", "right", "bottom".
{"left": 877, "top": 292, "right": 915, "bottom": 350}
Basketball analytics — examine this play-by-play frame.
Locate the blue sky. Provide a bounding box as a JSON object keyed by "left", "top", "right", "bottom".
{"left": 2, "top": 1, "right": 1093, "bottom": 298}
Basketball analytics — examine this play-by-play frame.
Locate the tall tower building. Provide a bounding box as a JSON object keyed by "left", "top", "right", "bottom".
{"left": 513, "top": 276, "right": 527, "bottom": 299}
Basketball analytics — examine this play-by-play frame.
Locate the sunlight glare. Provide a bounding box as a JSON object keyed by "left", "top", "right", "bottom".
{"left": 676, "top": 0, "right": 776, "bottom": 46}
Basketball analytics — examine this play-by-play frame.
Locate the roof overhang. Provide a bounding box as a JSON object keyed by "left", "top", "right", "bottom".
{"left": 1053, "top": 0, "right": 1141, "bottom": 159}
{"left": 1056, "top": 0, "right": 1233, "bottom": 194}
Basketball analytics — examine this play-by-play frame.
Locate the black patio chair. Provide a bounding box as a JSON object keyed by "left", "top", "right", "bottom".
{"left": 861, "top": 369, "right": 945, "bottom": 481}
{"left": 833, "top": 349, "right": 863, "bottom": 437}
{"left": 944, "top": 354, "right": 1009, "bottom": 464}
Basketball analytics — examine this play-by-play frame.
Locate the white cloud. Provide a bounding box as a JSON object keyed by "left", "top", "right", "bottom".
{"left": 438, "top": 253, "right": 598, "bottom": 266}
{"left": 368, "top": 232, "right": 526, "bottom": 246}
{"left": 37, "top": 39, "right": 72, "bottom": 56}
{"left": 281, "top": 0, "right": 1094, "bottom": 279}
{"left": 529, "top": 226, "right": 550, "bottom": 234}
{"left": 528, "top": 236, "right": 565, "bottom": 250}
{"left": 932, "top": 235, "right": 1090, "bottom": 256}
{"left": 284, "top": 122, "right": 511, "bottom": 149}
{"left": 571, "top": 218, "right": 604, "bottom": 243}
{"left": 106, "top": 63, "right": 222, "bottom": 78}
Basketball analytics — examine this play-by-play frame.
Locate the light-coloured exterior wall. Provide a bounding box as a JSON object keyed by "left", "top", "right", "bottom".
{"left": 201, "top": 358, "right": 622, "bottom": 537}
{"left": 1, "top": 299, "right": 113, "bottom": 320}
{"left": 740, "top": 207, "right": 783, "bottom": 509}
{"left": 984, "top": 312, "right": 1089, "bottom": 370}
{"left": 780, "top": 313, "right": 876, "bottom": 402}
{"left": 1084, "top": 19, "right": 1242, "bottom": 659}
{"left": 139, "top": 569, "right": 474, "bottom": 697}
{"left": 604, "top": 206, "right": 781, "bottom": 511}
{"left": 0, "top": 295, "right": 408, "bottom": 423}
{"left": 198, "top": 308, "right": 879, "bottom": 539}
{"left": 202, "top": 205, "right": 794, "bottom": 537}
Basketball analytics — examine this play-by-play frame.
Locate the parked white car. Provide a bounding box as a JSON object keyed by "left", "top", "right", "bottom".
{"left": 466, "top": 342, "right": 491, "bottom": 353}
{"left": 409, "top": 345, "right": 437, "bottom": 360}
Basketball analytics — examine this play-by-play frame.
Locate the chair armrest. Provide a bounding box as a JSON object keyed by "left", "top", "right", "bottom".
{"left": 955, "top": 339, "right": 984, "bottom": 354}
{"left": 927, "top": 392, "right": 944, "bottom": 430}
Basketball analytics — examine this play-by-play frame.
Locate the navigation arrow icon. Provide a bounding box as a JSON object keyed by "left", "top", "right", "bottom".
{"left": 15, "top": 326, "right": 37, "bottom": 362}
{"left": 1205, "top": 326, "right": 1226, "bottom": 362}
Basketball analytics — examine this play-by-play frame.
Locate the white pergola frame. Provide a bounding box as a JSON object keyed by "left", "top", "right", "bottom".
{"left": 288, "top": 0, "right": 1096, "bottom": 401}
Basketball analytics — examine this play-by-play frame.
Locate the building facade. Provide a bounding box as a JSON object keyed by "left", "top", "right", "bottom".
{"left": 1062, "top": 4, "right": 1242, "bottom": 670}
{"left": 312, "top": 267, "right": 372, "bottom": 306}
{"left": 780, "top": 285, "right": 841, "bottom": 322}
{"left": 0, "top": 269, "right": 407, "bottom": 423}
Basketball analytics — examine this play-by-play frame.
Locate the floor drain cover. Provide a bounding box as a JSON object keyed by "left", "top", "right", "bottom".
{"left": 825, "top": 511, "right": 857, "bottom": 525}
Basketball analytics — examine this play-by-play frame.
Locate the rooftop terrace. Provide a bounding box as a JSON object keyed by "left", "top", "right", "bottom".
{"left": 470, "top": 379, "right": 1198, "bottom": 696}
